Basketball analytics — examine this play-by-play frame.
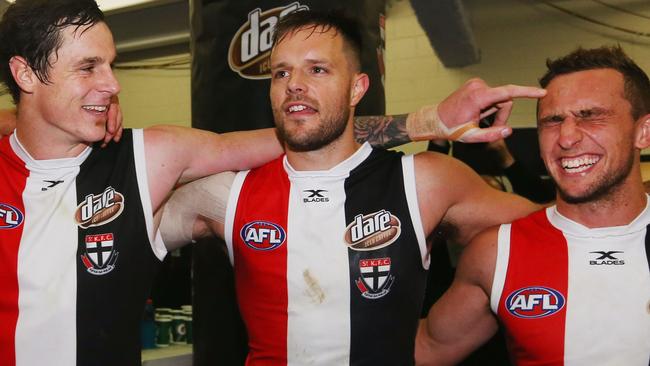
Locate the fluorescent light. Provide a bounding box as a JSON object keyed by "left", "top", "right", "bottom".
{"left": 97, "top": 0, "right": 161, "bottom": 12}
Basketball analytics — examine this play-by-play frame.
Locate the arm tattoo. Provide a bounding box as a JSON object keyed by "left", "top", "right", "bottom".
{"left": 353, "top": 114, "right": 410, "bottom": 149}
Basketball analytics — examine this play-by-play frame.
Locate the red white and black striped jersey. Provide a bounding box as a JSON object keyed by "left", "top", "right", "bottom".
{"left": 225, "top": 143, "right": 429, "bottom": 365}
{"left": 492, "top": 205, "right": 650, "bottom": 366}
{"left": 0, "top": 130, "right": 165, "bottom": 366}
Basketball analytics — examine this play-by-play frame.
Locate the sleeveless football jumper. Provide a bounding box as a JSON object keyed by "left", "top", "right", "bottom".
{"left": 491, "top": 205, "right": 650, "bottom": 366}
{"left": 225, "top": 143, "right": 429, "bottom": 365}
{"left": 0, "top": 130, "right": 166, "bottom": 366}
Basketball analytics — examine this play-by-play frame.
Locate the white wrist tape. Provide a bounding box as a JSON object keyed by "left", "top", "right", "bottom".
{"left": 406, "top": 104, "right": 480, "bottom": 142}
{"left": 160, "top": 171, "right": 235, "bottom": 247}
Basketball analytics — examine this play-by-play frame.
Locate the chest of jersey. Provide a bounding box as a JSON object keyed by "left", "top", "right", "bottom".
{"left": 0, "top": 130, "right": 163, "bottom": 366}
{"left": 493, "top": 209, "right": 650, "bottom": 366}
{"left": 226, "top": 147, "right": 428, "bottom": 366}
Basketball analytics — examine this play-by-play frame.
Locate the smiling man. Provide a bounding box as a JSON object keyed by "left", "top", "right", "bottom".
{"left": 416, "top": 46, "right": 650, "bottom": 366}
{"left": 160, "top": 10, "right": 546, "bottom": 365}
{"left": 0, "top": 2, "right": 548, "bottom": 366}
{"left": 0, "top": 2, "right": 285, "bottom": 366}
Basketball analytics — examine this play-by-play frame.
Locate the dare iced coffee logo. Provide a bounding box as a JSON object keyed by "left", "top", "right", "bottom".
{"left": 228, "top": 2, "right": 309, "bottom": 79}
{"left": 75, "top": 187, "right": 125, "bottom": 229}
{"left": 344, "top": 210, "right": 401, "bottom": 251}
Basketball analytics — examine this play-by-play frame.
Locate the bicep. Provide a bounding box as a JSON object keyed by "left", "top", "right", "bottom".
{"left": 423, "top": 277, "right": 498, "bottom": 360}
{"left": 447, "top": 187, "right": 536, "bottom": 245}
{"left": 145, "top": 126, "right": 281, "bottom": 206}
{"left": 423, "top": 155, "right": 537, "bottom": 245}
{"left": 417, "top": 230, "right": 499, "bottom": 365}
{"left": 159, "top": 171, "right": 235, "bottom": 250}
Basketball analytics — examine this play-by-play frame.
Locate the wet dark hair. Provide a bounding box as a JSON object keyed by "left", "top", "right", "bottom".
{"left": 539, "top": 45, "right": 650, "bottom": 120}
{"left": 0, "top": 0, "right": 104, "bottom": 103}
{"left": 272, "top": 9, "right": 363, "bottom": 72}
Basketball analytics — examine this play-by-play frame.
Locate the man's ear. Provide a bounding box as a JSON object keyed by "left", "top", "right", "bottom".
{"left": 350, "top": 73, "right": 369, "bottom": 107}
{"left": 9, "top": 56, "right": 37, "bottom": 94}
{"left": 634, "top": 113, "right": 650, "bottom": 149}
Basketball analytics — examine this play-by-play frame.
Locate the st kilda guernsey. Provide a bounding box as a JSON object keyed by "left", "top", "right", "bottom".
{"left": 0, "top": 129, "right": 166, "bottom": 366}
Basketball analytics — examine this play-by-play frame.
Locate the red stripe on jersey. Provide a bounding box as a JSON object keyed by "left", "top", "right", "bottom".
{"left": 232, "top": 158, "right": 289, "bottom": 366}
{"left": 498, "top": 210, "right": 569, "bottom": 366}
{"left": 0, "top": 136, "right": 28, "bottom": 366}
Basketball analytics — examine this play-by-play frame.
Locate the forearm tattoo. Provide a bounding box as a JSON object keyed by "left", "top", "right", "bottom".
{"left": 353, "top": 114, "right": 410, "bottom": 149}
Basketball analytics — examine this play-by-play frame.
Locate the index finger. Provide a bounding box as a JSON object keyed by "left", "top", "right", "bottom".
{"left": 480, "top": 85, "right": 546, "bottom": 107}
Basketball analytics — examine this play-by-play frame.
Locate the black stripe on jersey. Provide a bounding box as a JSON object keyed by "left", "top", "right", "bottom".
{"left": 645, "top": 224, "right": 650, "bottom": 277}
{"left": 345, "top": 149, "right": 427, "bottom": 366}
{"left": 75, "top": 130, "right": 161, "bottom": 366}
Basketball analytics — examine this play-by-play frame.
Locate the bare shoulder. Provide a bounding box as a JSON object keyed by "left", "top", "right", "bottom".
{"left": 143, "top": 125, "right": 195, "bottom": 146}
{"left": 412, "top": 151, "right": 490, "bottom": 235}
{"left": 413, "top": 151, "right": 485, "bottom": 192}
{"left": 455, "top": 225, "right": 500, "bottom": 293}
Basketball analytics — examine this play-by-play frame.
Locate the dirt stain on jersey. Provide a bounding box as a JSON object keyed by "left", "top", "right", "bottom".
{"left": 303, "top": 269, "right": 325, "bottom": 304}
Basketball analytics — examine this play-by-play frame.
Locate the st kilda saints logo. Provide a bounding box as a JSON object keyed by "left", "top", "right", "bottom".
{"left": 228, "top": 2, "right": 309, "bottom": 79}
{"left": 80, "top": 233, "right": 119, "bottom": 275}
{"left": 355, "top": 257, "right": 394, "bottom": 299}
{"left": 344, "top": 210, "right": 401, "bottom": 251}
{"left": 75, "top": 187, "right": 125, "bottom": 229}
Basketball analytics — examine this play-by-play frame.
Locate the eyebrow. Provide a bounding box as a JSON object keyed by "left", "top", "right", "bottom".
{"left": 73, "top": 56, "right": 107, "bottom": 67}
{"left": 572, "top": 107, "right": 610, "bottom": 116}
{"left": 538, "top": 113, "right": 564, "bottom": 123}
{"left": 271, "top": 58, "right": 331, "bottom": 70}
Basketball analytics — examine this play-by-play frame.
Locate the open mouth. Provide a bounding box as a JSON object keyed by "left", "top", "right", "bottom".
{"left": 82, "top": 105, "right": 109, "bottom": 113}
{"left": 286, "top": 103, "right": 317, "bottom": 114}
{"left": 560, "top": 154, "right": 600, "bottom": 174}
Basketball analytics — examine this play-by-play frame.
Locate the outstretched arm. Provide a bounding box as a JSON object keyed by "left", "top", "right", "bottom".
{"left": 145, "top": 126, "right": 282, "bottom": 213}
{"left": 160, "top": 171, "right": 234, "bottom": 250}
{"left": 415, "top": 152, "right": 538, "bottom": 246}
{"left": 416, "top": 228, "right": 500, "bottom": 365}
{"left": 353, "top": 114, "right": 410, "bottom": 148}
{"left": 358, "top": 79, "right": 546, "bottom": 148}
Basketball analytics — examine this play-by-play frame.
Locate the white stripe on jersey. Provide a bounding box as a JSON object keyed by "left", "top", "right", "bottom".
{"left": 546, "top": 206, "right": 650, "bottom": 366}
{"left": 491, "top": 223, "right": 512, "bottom": 313}
{"left": 401, "top": 155, "right": 429, "bottom": 270}
{"left": 11, "top": 134, "right": 85, "bottom": 366}
{"left": 283, "top": 145, "right": 373, "bottom": 365}
{"left": 133, "top": 129, "right": 167, "bottom": 260}
{"left": 225, "top": 170, "right": 250, "bottom": 265}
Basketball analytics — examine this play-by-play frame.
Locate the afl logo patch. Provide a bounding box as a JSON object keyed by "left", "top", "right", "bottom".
{"left": 506, "top": 286, "right": 566, "bottom": 319}
{"left": 240, "top": 221, "right": 286, "bottom": 251}
{"left": 0, "top": 203, "right": 24, "bottom": 229}
{"left": 344, "top": 210, "right": 401, "bottom": 251}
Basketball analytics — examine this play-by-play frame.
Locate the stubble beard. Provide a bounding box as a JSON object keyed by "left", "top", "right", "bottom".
{"left": 555, "top": 148, "right": 635, "bottom": 204}
{"left": 275, "top": 103, "right": 350, "bottom": 153}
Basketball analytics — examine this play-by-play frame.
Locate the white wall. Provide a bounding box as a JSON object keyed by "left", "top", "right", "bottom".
{"left": 385, "top": 0, "right": 650, "bottom": 153}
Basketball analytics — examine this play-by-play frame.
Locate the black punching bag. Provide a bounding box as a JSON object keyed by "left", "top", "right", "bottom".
{"left": 190, "top": 1, "right": 386, "bottom": 364}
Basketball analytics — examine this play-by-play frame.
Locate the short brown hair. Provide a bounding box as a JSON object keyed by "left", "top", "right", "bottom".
{"left": 539, "top": 46, "right": 650, "bottom": 119}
